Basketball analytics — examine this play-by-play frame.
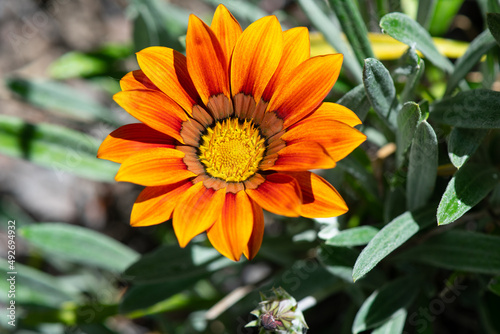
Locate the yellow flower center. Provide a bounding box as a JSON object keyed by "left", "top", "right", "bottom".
{"left": 198, "top": 118, "right": 266, "bottom": 182}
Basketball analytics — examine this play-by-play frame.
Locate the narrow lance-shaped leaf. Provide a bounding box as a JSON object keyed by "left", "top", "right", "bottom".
{"left": 395, "top": 230, "right": 500, "bottom": 275}
{"left": 326, "top": 226, "right": 379, "bottom": 247}
{"left": 327, "top": 0, "right": 375, "bottom": 65}
{"left": 430, "top": 89, "right": 500, "bottom": 128}
{"left": 380, "top": 12, "right": 454, "bottom": 73}
{"left": 5, "top": 78, "right": 119, "bottom": 125}
{"left": 337, "top": 83, "right": 371, "bottom": 122}
{"left": 416, "top": 0, "right": 437, "bottom": 29}
{"left": 0, "top": 259, "right": 75, "bottom": 307}
{"left": 448, "top": 128, "right": 488, "bottom": 169}
{"left": 352, "top": 205, "right": 436, "bottom": 281}
{"left": 363, "top": 58, "right": 400, "bottom": 129}
{"left": 487, "top": 13, "right": 500, "bottom": 46}
{"left": 372, "top": 309, "right": 407, "bottom": 334}
{"left": 437, "top": 163, "right": 499, "bottom": 225}
{"left": 407, "top": 121, "right": 438, "bottom": 211}
{"left": 352, "top": 276, "right": 420, "bottom": 333}
{"left": 400, "top": 49, "right": 425, "bottom": 103}
{"left": 396, "top": 102, "right": 421, "bottom": 167}
{"left": 20, "top": 223, "right": 140, "bottom": 272}
{"left": 445, "top": 30, "right": 497, "bottom": 96}
{"left": 298, "top": 0, "right": 363, "bottom": 83}
{"left": 0, "top": 115, "right": 119, "bottom": 182}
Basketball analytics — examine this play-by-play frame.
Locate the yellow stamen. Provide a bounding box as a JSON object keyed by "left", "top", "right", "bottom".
{"left": 199, "top": 118, "right": 265, "bottom": 182}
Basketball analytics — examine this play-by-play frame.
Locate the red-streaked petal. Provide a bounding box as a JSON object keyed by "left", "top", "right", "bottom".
{"left": 120, "top": 70, "right": 159, "bottom": 91}
{"left": 243, "top": 199, "right": 264, "bottom": 260}
{"left": 267, "top": 54, "right": 343, "bottom": 128}
{"left": 230, "top": 15, "right": 283, "bottom": 102}
{"left": 261, "top": 27, "right": 310, "bottom": 102}
{"left": 97, "top": 123, "right": 175, "bottom": 163}
{"left": 173, "top": 182, "right": 226, "bottom": 247}
{"left": 186, "top": 14, "right": 230, "bottom": 104}
{"left": 282, "top": 119, "right": 366, "bottom": 162}
{"left": 136, "top": 47, "right": 199, "bottom": 114}
{"left": 130, "top": 180, "right": 192, "bottom": 226}
{"left": 115, "top": 148, "right": 196, "bottom": 186}
{"left": 207, "top": 191, "right": 253, "bottom": 261}
{"left": 210, "top": 4, "right": 242, "bottom": 64}
{"left": 301, "top": 102, "right": 362, "bottom": 127}
{"left": 113, "top": 89, "right": 187, "bottom": 143}
{"left": 264, "top": 142, "right": 336, "bottom": 171}
{"left": 246, "top": 173, "right": 302, "bottom": 217}
{"left": 285, "top": 172, "right": 348, "bottom": 218}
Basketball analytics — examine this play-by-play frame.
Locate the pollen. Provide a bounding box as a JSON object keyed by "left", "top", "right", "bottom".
{"left": 198, "top": 118, "right": 266, "bottom": 182}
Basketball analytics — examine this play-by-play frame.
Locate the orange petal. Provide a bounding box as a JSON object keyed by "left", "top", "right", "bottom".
{"left": 265, "top": 142, "right": 336, "bottom": 171}
{"left": 97, "top": 123, "right": 175, "bottom": 163}
{"left": 186, "top": 14, "right": 230, "bottom": 105}
{"left": 282, "top": 119, "right": 366, "bottom": 162}
{"left": 115, "top": 148, "right": 196, "bottom": 186}
{"left": 230, "top": 15, "right": 283, "bottom": 102}
{"left": 243, "top": 199, "right": 264, "bottom": 260}
{"left": 267, "top": 54, "right": 343, "bottom": 128}
{"left": 210, "top": 4, "right": 242, "bottom": 64}
{"left": 285, "top": 172, "right": 348, "bottom": 218}
{"left": 136, "top": 47, "right": 199, "bottom": 114}
{"left": 261, "top": 27, "right": 310, "bottom": 102}
{"left": 207, "top": 192, "right": 254, "bottom": 261}
{"left": 246, "top": 173, "right": 302, "bottom": 217}
{"left": 113, "top": 89, "right": 187, "bottom": 143}
{"left": 130, "top": 180, "right": 192, "bottom": 226}
{"left": 302, "top": 102, "right": 362, "bottom": 127}
{"left": 173, "top": 182, "right": 226, "bottom": 247}
{"left": 120, "top": 70, "right": 159, "bottom": 91}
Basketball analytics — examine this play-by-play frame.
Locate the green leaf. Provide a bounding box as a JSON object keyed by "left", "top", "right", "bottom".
{"left": 318, "top": 245, "right": 359, "bottom": 282}
{"left": 487, "top": 13, "right": 500, "bottom": 46}
{"left": 430, "top": 89, "right": 500, "bottom": 128}
{"left": 437, "top": 164, "right": 499, "bottom": 225}
{"left": 399, "top": 49, "right": 425, "bottom": 103}
{"left": 380, "top": 12, "right": 454, "bottom": 73}
{"left": 407, "top": 121, "right": 438, "bottom": 211}
{"left": 5, "top": 78, "right": 118, "bottom": 125}
{"left": 0, "top": 259, "right": 75, "bottom": 307}
{"left": 298, "top": 0, "right": 363, "bottom": 83}
{"left": 337, "top": 84, "right": 371, "bottom": 122}
{"left": 363, "top": 58, "right": 400, "bottom": 128}
{"left": 48, "top": 44, "right": 132, "bottom": 80}
{"left": 445, "top": 30, "right": 497, "bottom": 96}
{"left": 416, "top": 0, "right": 437, "bottom": 29}
{"left": 396, "top": 230, "right": 500, "bottom": 275}
{"left": 448, "top": 128, "right": 488, "bottom": 168}
{"left": 488, "top": 277, "right": 500, "bottom": 296}
{"left": 326, "top": 226, "right": 379, "bottom": 247}
{"left": 327, "top": 0, "right": 375, "bottom": 65}
{"left": 20, "top": 223, "right": 139, "bottom": 272}
{"left": 0, "top": 115, "right": 119, "bottom": 182}
{"left": 124, "top": 244, "right": 234, "bottom": 284}
{"left": 130, "top": 0, "right": 188, "bottom": 51}
{"left": 428, "top": 0, "right": 464, "bottom": 35}
{"left": 352, "top": 276, "right": 420, "bottom": 333}
{"left": 372, "top": 309, "right": 407, "bottom": 334}
{"left": 352, "top": 206, "right": 436, "bottom": 281}
{"left": 396, "top": 102, "right": 421, "bottom": 167}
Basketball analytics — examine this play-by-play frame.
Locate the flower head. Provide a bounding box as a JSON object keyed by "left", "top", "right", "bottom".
{"left": 98, "top": 5, "right": 366, "bottom": 261}
{"left": 246, "top": 287, "right": 308, "bottom": 333}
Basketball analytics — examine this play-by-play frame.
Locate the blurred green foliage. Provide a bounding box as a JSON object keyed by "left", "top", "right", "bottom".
{"left": 2, "top": 0, "right": 500, "bottom": 333}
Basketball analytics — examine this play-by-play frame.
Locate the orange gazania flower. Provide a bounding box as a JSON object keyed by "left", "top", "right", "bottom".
{"left": 98, "top": 5, "right": 366, "bottom": 261}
